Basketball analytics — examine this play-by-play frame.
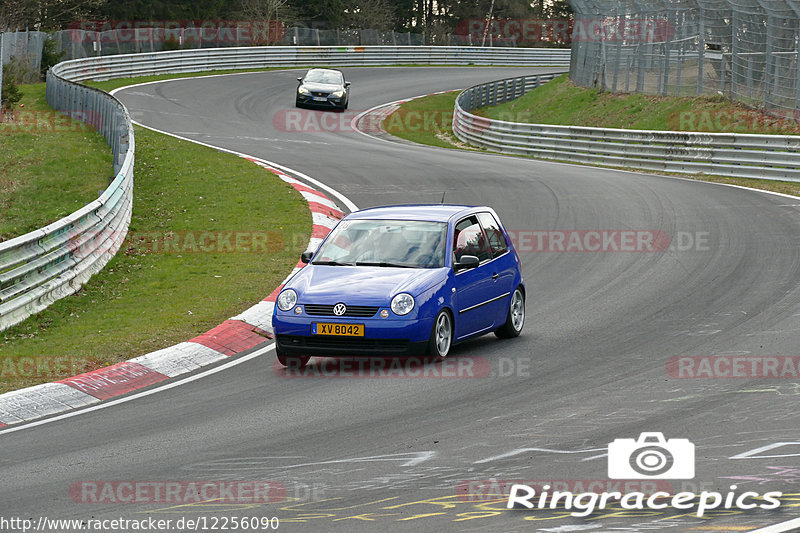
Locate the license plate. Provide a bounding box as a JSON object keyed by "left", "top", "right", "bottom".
{"left": 313, "top": 323, "right": 364, "bottom": 336}
{"left": 312, "top": 96, "right": 327, "bottom": 102}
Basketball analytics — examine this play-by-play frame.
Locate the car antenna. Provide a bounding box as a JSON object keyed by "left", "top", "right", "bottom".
{"left": 441, "top": 191, "right": 446, "bottom": 204}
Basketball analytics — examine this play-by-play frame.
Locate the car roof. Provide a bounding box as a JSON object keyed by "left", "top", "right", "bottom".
{"left": 345, "top": 204, "right": 482, "bottom": 223}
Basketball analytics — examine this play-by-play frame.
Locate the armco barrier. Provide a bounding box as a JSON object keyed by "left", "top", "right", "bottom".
{"left": 0, "top": 46, "right": 569, "bottom": 331}
{"left": 453, "top": 74, "right": 800, "bottom": 181}
{"left": 53, "top": 45, "right": 570, "bottom": 82}
{"left": 0, "top": 67, "right": 134, "bottom": 331}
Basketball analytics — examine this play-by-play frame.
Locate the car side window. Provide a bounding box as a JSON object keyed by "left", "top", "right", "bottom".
{"left": 477, "top": 212, "right": 508, "bottom": 258}
{"left": 453, "top": 216, "right": 492, "bottom": 263}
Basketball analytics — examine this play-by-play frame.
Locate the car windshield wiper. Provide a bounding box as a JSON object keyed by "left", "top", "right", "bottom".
{"left": 355, "top": 261, "right": 415, "bottom": 268}
{"left": 312, "top": 260, "right": 354, "bottom": 266}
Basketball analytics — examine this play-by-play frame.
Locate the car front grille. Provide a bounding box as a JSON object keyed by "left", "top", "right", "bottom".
{"left": 311, "top": 91, "right": 329, "bottom": 97}
{"left": 304, "top": 304, "right": 379, "bottom": 317}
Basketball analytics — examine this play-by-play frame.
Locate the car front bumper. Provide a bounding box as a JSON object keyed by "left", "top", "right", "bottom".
{"left": 273, "top": 314, "right": 431, "bottom": 356}
{"left": 296, "top": 93, "right": 346, "bottom": 108}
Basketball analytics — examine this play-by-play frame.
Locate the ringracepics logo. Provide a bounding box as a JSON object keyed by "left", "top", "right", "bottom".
{"left": 506, "top": 433, "right": 783, "bottom": 517}
{"left": 608, "top": 432, "right": 694, "bottom": 479}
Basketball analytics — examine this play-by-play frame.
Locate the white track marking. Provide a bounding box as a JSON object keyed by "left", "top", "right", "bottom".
{"left": 0, "top": 343, "right": 275, "bottom": 435}
{"left": 748, "top": 517, "right": 800, "bottom": 533}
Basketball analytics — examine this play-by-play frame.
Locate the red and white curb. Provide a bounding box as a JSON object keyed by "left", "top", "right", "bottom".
{"left": 0, "top": 159, "right": 343, "bottom": 427}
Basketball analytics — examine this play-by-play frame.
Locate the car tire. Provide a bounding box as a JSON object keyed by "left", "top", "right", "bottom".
{"left": 495, "top": 287, "right": 525, "bottom": 338}
{"left": 276, "top": 348, "right": 310, "bottom": 369}
{"left": 426, "top": 310, "right": 453, "bottom": 361}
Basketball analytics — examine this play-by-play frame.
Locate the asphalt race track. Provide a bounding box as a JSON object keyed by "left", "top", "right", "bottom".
{"left": 3, "top": 67, "right": 800, "bottom": 532}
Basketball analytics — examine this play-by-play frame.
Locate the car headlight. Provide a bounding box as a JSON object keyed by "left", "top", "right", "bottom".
{"left": 331, "top": 90, "right": 344, "bottom": 98}
{"left": 277, "top": 289, "right": 298, "bottom": 311}
{"left": 390, "top": 293, "right": 415, "bottom": 316}
{"left": 298, "top": 86, "right": 310, "bottom": 95}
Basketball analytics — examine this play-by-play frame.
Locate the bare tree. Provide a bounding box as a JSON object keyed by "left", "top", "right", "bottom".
{"left": 238, "top": 0, "right": 297, "bottom": 43}
{"left": 1, "top": 0, "right": 103, "bottom": 31}
{"left": 345, "top": 0, "right": 397, "bottom": 31}
{"left": 239, "top": 0, "right": 297, "bottom": 24}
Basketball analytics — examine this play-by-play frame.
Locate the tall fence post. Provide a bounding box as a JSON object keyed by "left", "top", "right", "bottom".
{"left": 0, "top": 32, "right": 4, "bottom": 108}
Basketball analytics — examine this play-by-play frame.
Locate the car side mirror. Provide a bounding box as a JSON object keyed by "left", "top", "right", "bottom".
{"left": 301, "top": 251, "right": 314, "bottom": 264}
{"left": 297, "top": 77, "right": 303, "bottom": 82}
{"left": 344, "top": 81, "right": 351, "bottom": 87}
{"left": 454, "top": 255, "right": 479, "bottom": 271}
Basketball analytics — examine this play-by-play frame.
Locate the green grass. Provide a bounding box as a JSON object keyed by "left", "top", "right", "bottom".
{"left": 381, "top": 91, "right": 462, "bottom": 148}
{"left": 0, "top": 83, "right": 111, "bottom": 241}
{"left": 482, "top": 74, "right": 800, "bottom": 135}
{"left": 1, "top": 116, "right": 310, "bottom": 394}
{"left": 380, "top": 74, "right": 800, "bottom": 198}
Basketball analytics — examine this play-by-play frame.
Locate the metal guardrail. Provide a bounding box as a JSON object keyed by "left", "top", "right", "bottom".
{"left": 453, "top": 74, "right": 800, "bottom": 181}
{"left": 54, "top": 45, "right": 571, "bottom": 81}
{"left": 0, "top": 64, "right": 134, "bottom": 331}
{"left": 0, "top": 46, "right": 568, "bottom": 331}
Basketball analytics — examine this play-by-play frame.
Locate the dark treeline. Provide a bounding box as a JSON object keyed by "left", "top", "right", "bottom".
{"left": 2, "top": 0, "right": 573, "bottom": 36}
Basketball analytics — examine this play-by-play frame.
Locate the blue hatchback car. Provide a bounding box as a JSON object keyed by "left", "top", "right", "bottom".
{"left": 272, "top": 205, "right": 525, "bottom": 368}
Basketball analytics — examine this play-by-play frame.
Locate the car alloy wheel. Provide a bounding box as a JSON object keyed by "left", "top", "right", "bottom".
{"left": 427, "top": 310, "right": 452, "bottom": 360}
{"left": 495, "top": 287, "right": 525, "bottom": 338}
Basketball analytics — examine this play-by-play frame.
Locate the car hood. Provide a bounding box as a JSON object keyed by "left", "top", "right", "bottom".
{"left": 287, "top": 265, "right": 447, "bottom": 305}
{"left": 300, "top": 81, "right": 342, "bottom": 92}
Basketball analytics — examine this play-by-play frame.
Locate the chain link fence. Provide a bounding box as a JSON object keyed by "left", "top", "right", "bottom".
{"left": 568, "top": 0, "right": 800, "bottom": 115}
{"left": 50, "top": 25, "right": 521, "bottom": 60}
{"left": 0, "top": 30, "right": 47, "bottom": 75}
{"left": 1, "top": 30, "right": 48, "bottom": 103}
{"left": 0, "top": 24, "right": 524, "bottom": 102}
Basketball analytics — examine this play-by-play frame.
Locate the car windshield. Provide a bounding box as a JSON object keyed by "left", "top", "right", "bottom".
{"left": 304, "top": 70, "right": 343, "bottom": 85}
{"left": 313, "top": 219, "right": 448, "bottom": 268}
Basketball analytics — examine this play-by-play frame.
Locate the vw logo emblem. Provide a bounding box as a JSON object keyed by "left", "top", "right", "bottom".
{"left": 333, "top": 303, "right": 347, "bottom": 316}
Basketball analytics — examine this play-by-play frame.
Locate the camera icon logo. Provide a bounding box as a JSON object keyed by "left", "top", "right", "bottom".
{"left": 608, "top": 432, "right": 695, "bottom": 479}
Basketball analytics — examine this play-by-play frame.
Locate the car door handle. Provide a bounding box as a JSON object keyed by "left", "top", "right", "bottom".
{"left": 492, "top": 273, "right": 499, "bottom": 280}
